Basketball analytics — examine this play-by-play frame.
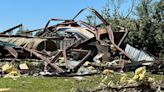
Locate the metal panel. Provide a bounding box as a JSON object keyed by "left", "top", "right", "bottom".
{"left": 125, "top": 44, "right": 154, "bottom": 61}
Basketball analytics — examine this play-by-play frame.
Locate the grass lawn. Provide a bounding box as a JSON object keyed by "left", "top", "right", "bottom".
{"left": 0, "top": 76, "right": 100, "bottom": 92}
{"left": 0, "top": 73, "right": 163, "bottom": 92}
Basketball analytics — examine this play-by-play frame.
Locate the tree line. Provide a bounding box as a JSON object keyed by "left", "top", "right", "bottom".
{"left": 86, "top": 0, "right": 163, "bottom": 59}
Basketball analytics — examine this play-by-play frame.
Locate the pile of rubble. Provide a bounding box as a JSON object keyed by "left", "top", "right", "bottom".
{"left": 0, "top": 8, "right": 163, "bottom": 78}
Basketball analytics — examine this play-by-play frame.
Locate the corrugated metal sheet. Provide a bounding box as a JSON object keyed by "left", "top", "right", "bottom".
{"left": 0, "top": 37, "right": 57, "bottom": 51}
{"left": 125, "top": 44, "right": 154, "bottom": 61}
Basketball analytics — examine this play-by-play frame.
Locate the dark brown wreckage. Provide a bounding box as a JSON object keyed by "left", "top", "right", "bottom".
{"left": 0, "top": 8, "right": 163, "bottom": 76}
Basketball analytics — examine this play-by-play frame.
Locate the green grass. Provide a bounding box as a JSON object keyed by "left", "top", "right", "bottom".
{"left": 0, "top": 76, "right": 99, "bottom": 92}
{"left": 0, "top": 73, "right": 163, "bottom": 92}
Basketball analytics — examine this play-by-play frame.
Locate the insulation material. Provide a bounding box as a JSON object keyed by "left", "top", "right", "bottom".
{"left": 2, "top": 63, "right": 20, "bottom": 78}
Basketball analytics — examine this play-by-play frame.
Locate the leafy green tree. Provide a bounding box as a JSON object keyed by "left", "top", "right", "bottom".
{"left": 88, "top": 0, "right": 163, "bottom": 59}
{"left": 130, "top": 0, "right": 163, "bottom": 58}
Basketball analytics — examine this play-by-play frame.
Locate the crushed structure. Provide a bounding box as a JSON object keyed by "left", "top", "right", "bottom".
{"left": 0, "top": 8, "right": 163, "bottom": 77}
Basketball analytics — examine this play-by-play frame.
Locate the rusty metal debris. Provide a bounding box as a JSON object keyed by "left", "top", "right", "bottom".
{"left": 1, "top": 24, "right": 23, "bottom": 34}
{"left": 0, "top": 8, "right": 163, "bottom": 77}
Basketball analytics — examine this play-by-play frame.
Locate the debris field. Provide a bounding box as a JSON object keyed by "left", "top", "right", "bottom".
{"left": 0, "top": 8, "right": 163, "bottom": 91}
